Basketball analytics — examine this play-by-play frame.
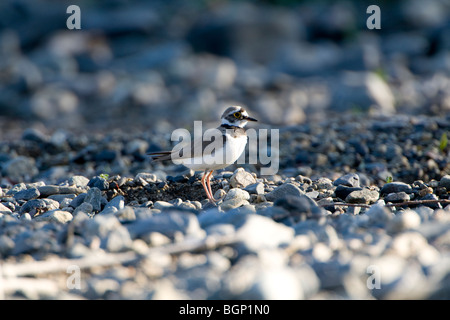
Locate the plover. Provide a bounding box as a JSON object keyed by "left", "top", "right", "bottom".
{"left": 148, "top": 106, "right": 257, "bottom": 203}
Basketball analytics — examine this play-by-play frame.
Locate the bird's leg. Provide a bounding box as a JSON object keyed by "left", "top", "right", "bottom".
{"left": 206, "top": 170, "right": 221, "bottom": 203}
{"left": 201, "top": 171, "right": 215, "bottom": 203}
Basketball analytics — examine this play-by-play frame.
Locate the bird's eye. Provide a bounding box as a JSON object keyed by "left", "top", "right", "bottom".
{"left": 233, "top": 112, "right": 241, "bottom": 118}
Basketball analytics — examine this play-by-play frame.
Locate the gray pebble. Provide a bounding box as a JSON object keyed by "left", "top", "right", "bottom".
{"left": 384, "top": 192, "right": 410, "bottom": 203}
{"left": 274, "top": 195, "right": 324, "bottom": 219}
{"left": 105, "top": 227, "right": 133, "bottom": 252}
{"left": 84, "top": 214, "right": 122, "bottom": 240}
{"left": 265, "top": 183, "right": 304, "bottom": 202}
{"left": 205, "top": 223, "right": 235, "bottom": 236}
{"left": 68, "top": 175, "right": 90, "bottom": 187}
{"left": 2, "top": 156, "right": 38, "bottom": 181}
{"left": 19, "top": 198, "right": 60, "bottom": 214}
{"left": 380, "top": 182, "right": 412, "bottom": 195}
{"left": 135, "top": 172, "right": 157, "bottom": 186}
{"left": 236, "top": 214, "right": 294, "bottom": 251}
{"left": 34, "top": 210, "right": 73, "bottom": 223}
{"left": 387, "top": 210, "right": 421, "bottom": 233}
{"left": 143, "top": 232, "right": 171, "bottom": 247}
{"left": 0, "top": 234, "right": 15, "bottom": 255}
{"left": 335, "top": 185, "right": 363, "bottom": 200}
{"left": 221, "top": 188, "right": 250, "bottom": 210}
{"left": 37, "top": 185, "right": 85, "bottom": 197}
{"left": 69, "top": 193, "right": 87, "bottom": 208}
{"left": 230, "top": 168, "right": 256, "bottom": 188}
{"left": 48, "top": 193, "right": 77, "bottom": 203}
{"left": 333, "top": 173, "right": 360, "bottom": 187}
{"left": 6, "top": 183, "right": 27, "bottom": 195}
{"left": 99, "top": 195, "right": 125, "bottom": 215}
{"left": 153, "top": 201, "right": 174, "bottom": 210}
{"left": 365, "top": 202, "right": 395, "bottom": 226}
{"left": 13, "top": 188, "right": 40, "bottom": 201}
{"left": 127, "top": 211, "right": 205, "bottom": 239}
{"left": 177, "top": 201, "right": 198, "bottom": 211}
{"left": 315, "top": 177, "right": 334, "bottom": 190}
{"left": 345, "top": 188, "right": 379, "bottom": 204}
{"left": 217, "top": 255, "right": 301, "bottom": 299}
{"left": 419, "top": 193, "right": 442, "bottom": 209}
{"left": 20, "top": 212, "right": 32, "bottom": 221}
{"left": 88, "top": 176, "right": 109, "bottom": 191}
{"left": 0, "top": 203, "right": 13, "bottom": 214}
{"left": 438, "top": 175, "right": 450, "bottom": 190}
{"left": 73, "top": 202, "right": 94, "bottom": 216}
{"left": 244, "top": 182, "right": 265, "bottom": 195}
{"left": 114, "top": 206, "right": 136, "bottom": 221}
{"left": 84, "top": 187, "right": 103, "bottom": 212}
{"left": 22, "top": 127, "right": 49, "bottom": 143}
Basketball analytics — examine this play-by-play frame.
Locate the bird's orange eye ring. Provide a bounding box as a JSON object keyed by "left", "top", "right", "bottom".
{"left": 233, "top": 112, "right": 241, "bottom": 118}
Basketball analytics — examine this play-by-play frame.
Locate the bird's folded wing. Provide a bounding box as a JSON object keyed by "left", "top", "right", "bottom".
{"left": 148, "top": 132, "right": 226, "bottom": 161}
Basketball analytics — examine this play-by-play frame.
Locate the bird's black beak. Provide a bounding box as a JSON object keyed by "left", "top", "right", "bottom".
{"left": 244, "top": 116, "right": 258, "bottom": 122}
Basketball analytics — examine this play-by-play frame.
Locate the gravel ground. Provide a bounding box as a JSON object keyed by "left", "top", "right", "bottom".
{"left": 1, "top": 114, "right": 450, "bottom": 300}
{"left": 1, "top": 0, "right": 450, "bottom": 300}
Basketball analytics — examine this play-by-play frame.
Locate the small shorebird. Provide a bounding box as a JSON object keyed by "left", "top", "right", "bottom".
{"left": 148, "top": 106, "right": 257, "bottom": 203}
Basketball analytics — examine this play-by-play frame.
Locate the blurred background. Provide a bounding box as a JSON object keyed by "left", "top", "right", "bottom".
{"left": 1, "top": 0, "right": 450, "bottom": 139}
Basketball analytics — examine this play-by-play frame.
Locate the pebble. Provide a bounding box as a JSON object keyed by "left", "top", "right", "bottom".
{"left": 0, "top": 203, "right": 12, "bottom": 214}
{"left": 438, "top": 175, "right": 450, "bottom": 191}
{"left": 2, "top": 156, "right": 39, "bottom": 182}
{"left": 69, "top": 193, "right": 87, "bottom": 208}
{"left": 13, "top": 188, "right": 40, "bottom": 201}
{"left": 387, "top": 210, "right": 421, "bottom": 233}
{"left": 390, "top": 231, "right": 428, "bottom": 259}
{"left": 384, "top": 192, "right": 410, "bottom": 203}
{"left": 213, "top": 189, "right": 227, "bottom": 201}
{"left": 99, "top": 195, "right": 125, "bottom": 215}
{"left": 34, "top": 210, "right": 73, "bottom": 223}
{"left": 144, "top": 232, "right": 171, "bottom": 247}
{"left": 345, "top": 188, "right": 380, "bottom": 204}
{"left": 365, "top": 202, "right": 395, "bottom": 226}
{"left": 84, "top": 187, "right": 103, "bottom": 212}
{"left": 418, "top": 194, "right": 442, "bottom": 209}
{"left": 68, "top": 176, "right": 90, "bottom": 187}
{"left": 380, "top": 182, "right": 412, "bottom": 195}
{"left": 333, "top": 173, "right": 360, "bottom": 187}
{"left": 135, "top": 172, "right": 157, "bottom": 185}
{"left": 153, "top": 201, "right": 174, "bottom": 210}
{"left": 37, "top": 185, "right": 85, "bottom": 197}
{"left": 244, "top": 182, "right": 265, "bottom": 195}
{"left": 274, "top": 195, "right": 324, "bottom": 220}
{"left": 73, "top": 202, "right": 94, "bottom": 216}
{"left": 221, "top": 188, "right": 250, "bottom": 210}
{"left": 265, "top": 183, "right": 304, "bottom": 202}
{"left": 230, "top": 168, "right": 256, "bottom": 188}
{"left": 236, "top": 214, "right": 294, "bottom": 252}
{"left": 6, "top": 183, "right": 27, "bottom": 195}
{"left": 334, "top": 185, "right": 362, "bottom": 200}
{"left": 127, "top": 211, "right": 205, "bottom": 239}
{"left": 87, "top": 176, "right": 109, "bottom": 191}
{"left": 114, "top": 206, "right": 136, "bottom": 221}
{"left": 19, "top": 198, "right": 60, "bottom": 214}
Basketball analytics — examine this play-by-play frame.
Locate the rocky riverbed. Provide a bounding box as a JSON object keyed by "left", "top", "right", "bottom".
{"left": 1, "top": 0, "right": 450, "bottom": 300}
{"left": 1, "top": 114, "right": 450, "bottom": 300}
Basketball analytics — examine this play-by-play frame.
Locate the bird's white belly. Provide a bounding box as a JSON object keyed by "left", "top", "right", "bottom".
{"left": 179, "top": 134, "right": 247, "bottom": 171}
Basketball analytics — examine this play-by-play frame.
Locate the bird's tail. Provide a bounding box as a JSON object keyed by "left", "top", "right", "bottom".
{"left": 147, "top": 151, "right": 172, "bottom": 161}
